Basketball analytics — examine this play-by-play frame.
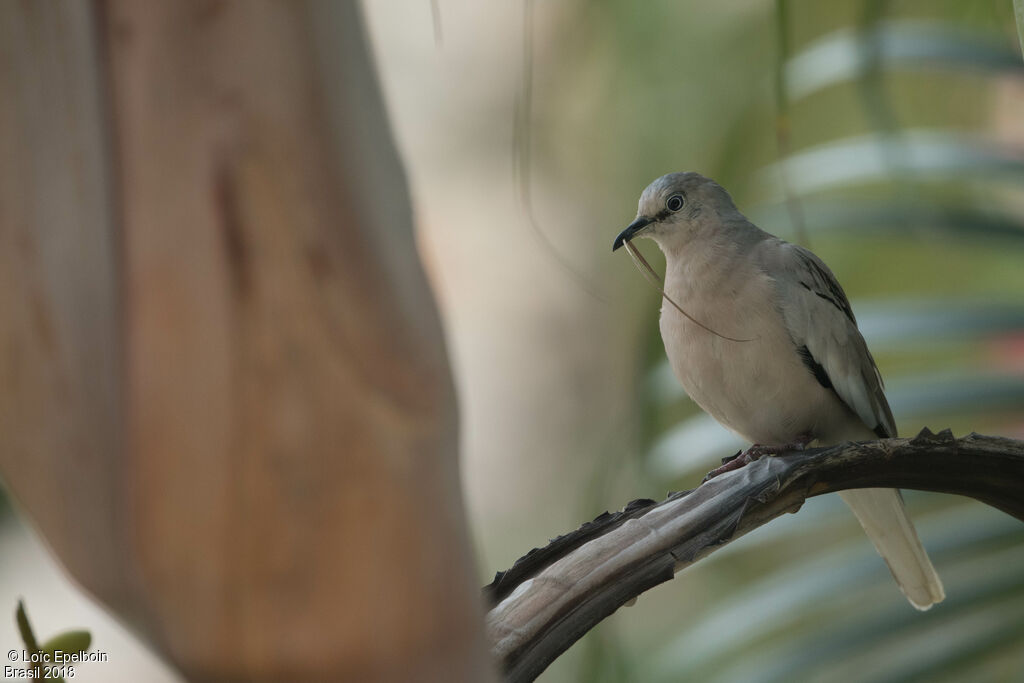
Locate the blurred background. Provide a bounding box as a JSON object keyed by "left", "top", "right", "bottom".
{"left": 3, "top": 1, "right": 1024, "bottom": 681}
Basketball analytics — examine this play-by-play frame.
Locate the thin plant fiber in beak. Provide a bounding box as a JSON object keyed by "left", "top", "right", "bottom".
{"left": 619, "top": 240, "right": 753, "bottom": 343}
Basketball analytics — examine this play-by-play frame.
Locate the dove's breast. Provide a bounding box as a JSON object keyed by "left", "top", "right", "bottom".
{"left": 659, "top": 253, "right": 853, "bottom": 446}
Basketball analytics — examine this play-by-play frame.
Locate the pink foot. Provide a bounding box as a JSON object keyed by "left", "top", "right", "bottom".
{"left": 702, "top": 433, "right": 814, "bottom": 483}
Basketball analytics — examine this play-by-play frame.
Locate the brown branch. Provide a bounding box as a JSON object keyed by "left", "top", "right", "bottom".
{"left": 484, "top": 429, "right": 1024, "bottom": 683}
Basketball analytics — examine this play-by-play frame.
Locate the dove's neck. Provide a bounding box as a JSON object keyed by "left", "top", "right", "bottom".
{"left": 654, "top": 218, "right": 767, "bottom": 301}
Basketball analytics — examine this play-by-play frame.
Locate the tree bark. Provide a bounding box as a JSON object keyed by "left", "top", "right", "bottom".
{"left": 0, "top": 2, "right": 493, "bottom": 681}
{"left": 485, "top": 430, "right": 1024, "bottom": 683}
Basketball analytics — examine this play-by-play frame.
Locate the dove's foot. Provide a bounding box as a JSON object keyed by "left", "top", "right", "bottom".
{"left": 702, "top": 433, "right": 814, "bottom": 483}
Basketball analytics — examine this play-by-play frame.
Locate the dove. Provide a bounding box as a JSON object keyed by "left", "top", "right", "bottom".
{"left": 613, "top": 172, "right": 944, "bottom": 609}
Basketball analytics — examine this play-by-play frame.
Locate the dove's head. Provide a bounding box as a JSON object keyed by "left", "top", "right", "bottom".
{"left": 612, "top": 172, "right": 739, "bottom": 252}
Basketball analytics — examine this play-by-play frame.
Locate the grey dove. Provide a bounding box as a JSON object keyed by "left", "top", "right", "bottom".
{"left": 613, "top": 172, "right": 944, "bottom": 610}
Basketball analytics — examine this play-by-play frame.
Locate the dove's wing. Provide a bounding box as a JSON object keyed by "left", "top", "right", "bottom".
{"left": 765, "top": 240, "right": 896, "bottom": 439}
{"left": 761, "top": 239, "right": 944, "bottom": 610}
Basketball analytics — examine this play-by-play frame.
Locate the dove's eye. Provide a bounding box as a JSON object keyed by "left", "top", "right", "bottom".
{"left": 666, "top": 194, "right": 685, "bottom": 212}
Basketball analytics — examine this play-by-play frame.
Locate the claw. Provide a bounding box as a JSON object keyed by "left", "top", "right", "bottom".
{"left": 702, "top": 451, "right": 754, "bottom": 482}
{"left": 720, "top": 449, "right": 743, "bottom": 465}
{"left": 702, "top": 433, "right": 813, "bottom": 483}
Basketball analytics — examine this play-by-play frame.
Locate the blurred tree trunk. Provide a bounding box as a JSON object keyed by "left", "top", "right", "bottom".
{"left": 0, "top": 1, "right": 494, "bottom": 681}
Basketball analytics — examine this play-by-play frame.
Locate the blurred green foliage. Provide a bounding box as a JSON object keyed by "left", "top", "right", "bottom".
{"left": 533, "top": 0, "right": 1024, "bottom": 681}
{"left": 16, "top": 600, "right": 92, "bottom": 683}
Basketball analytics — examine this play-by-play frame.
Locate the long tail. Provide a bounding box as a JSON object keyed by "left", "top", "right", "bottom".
{"left": 839, "top": 488, "right": 945, "bottom": 610}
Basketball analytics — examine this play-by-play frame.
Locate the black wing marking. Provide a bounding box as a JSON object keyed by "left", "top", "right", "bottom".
{"left": 797, "top": 345, "right": 833, "bottom": 390}
{"left": 795, "top": 250, "right": 856, "bottom": 324}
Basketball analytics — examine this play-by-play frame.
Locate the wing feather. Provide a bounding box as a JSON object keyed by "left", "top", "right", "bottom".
{"left": 763, "top": 240, "right": 896, "bottom": 438}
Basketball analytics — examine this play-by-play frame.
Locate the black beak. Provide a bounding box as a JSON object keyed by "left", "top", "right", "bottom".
{"left": 612, "top": 216, "right": 653, "bottom": 251}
